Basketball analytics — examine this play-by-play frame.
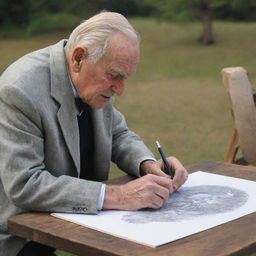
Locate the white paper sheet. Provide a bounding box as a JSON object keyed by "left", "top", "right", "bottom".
{"left": 52, "top": 171, "right": 256, "bottom": 247}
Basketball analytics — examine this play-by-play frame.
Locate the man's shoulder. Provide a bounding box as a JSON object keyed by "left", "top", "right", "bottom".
{"left": 0, "top": 40, "right": 67, "bottom": 99}
{"left": 0, "top": 40, "right": 66, "bottom": 84}
{"left": 0, "top": 48, "right": 50, "bottom": 89}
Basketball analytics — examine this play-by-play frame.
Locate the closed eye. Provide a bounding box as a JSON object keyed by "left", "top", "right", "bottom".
{"left": 106, "top": 68, "right": 128, "bottom": 81}
{"left": 107, "top": 73, "right": 125, "bottom": 81}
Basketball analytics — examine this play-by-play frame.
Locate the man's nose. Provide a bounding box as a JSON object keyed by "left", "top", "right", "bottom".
{"left": 111, "top": 79, "right": 125, "bottom": 96}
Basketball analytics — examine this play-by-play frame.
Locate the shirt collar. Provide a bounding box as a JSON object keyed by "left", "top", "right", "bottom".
{"left": 68, "top": 75, "right": 79, "bottom": 98}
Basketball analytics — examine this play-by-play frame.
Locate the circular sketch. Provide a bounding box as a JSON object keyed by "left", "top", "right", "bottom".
{"left": 122, "top": 185, "right": 248, "bottom": 224}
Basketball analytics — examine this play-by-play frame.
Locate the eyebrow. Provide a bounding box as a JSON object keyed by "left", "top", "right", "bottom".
{"left": 110, "top": 68, "right": 128, "bottom": 79}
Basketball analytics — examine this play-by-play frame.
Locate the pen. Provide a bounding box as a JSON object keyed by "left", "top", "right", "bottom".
{"left": 156, "top": 141, "right": 175, "bottom": 178}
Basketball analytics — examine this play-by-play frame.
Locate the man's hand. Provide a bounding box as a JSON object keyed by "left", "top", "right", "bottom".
{"left": 103, "top": 174, "right": 173, "bottom": 210}
{"left": 103, "top": 157, "right": 188, "bottom": 211}
{"left": 140, "top": 157, "right": 188, "bottom": 191}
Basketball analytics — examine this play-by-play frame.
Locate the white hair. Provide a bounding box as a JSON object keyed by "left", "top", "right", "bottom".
{"left": 65, "top": 11, "right": 140, "bottom": 63}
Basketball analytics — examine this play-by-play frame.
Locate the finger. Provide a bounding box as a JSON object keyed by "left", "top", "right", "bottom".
{"left": 151, "top": 198, "right": 164, "bottom": 209}
{"left": 171, "top": 163, "right": 188, "bottom": 191}
{"left": 174, "top": 167, "right": 188, "bottom": 184}
{"left": 147, "top": 161, "right": 170, "bottom": 178}
{"left": 157, "top": 156, "right": 188, "bottom": 191}
{"left": 153, "top": 168, "right": 170, "bottom": 178}
{"left": 172, "top": 175, "right": 188, "bottom": 191}
{"left": 125, "top": 180, "right": 167, "bottom": 209}
{"left": 162, "top": 157, "right": 188, "bottom": 190}
{"left": 154, "top": 185, "right": 170, "bottom": 201}
{"left": 157, "top": 159, "right": 170, "bottom": 175}
{"left": 148, "top": 193, "right": 167, "bottom": 209}
{"left": 146, "top": 174, "right": 174, "bottom": 193}
{"left": 157, "top": 158, "right": 177, "bottom": 179}
{"left": 148, "top": 174, "right": 171, "bottom": 188}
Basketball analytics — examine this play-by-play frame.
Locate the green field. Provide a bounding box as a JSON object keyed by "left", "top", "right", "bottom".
{"left": 1, "top": 19, "right": 256, "bottom": 256}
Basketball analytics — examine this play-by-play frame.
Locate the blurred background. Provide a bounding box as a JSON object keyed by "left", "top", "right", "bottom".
{"left": 1, "top": 0, "right": 256, "bottom": 175}
{"left": 1, "top": 1, "right": 256, "bottom": 255}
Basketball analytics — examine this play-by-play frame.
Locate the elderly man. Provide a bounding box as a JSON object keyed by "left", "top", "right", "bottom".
{"left": 0, "top": 12, "right": 188, "bottom": 255}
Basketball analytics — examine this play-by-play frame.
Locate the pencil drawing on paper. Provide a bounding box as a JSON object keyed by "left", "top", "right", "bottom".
{"left": 122, "top": 185, "right": 248, "bottom": 224}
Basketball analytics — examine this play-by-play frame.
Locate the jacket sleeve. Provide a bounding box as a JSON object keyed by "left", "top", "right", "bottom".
{"left": 111, "top": 107, "right": 155, "bottom": 177}
{"left": 0, "top": 85, "right": 101, "bottom": 214}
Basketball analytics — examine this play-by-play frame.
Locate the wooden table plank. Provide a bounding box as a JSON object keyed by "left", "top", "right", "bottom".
{"left": 8, "top": 161, "right": 256, "bottom": 256}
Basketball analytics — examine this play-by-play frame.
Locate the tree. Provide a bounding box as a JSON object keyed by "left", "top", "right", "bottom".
{"left": 0, "top": 0, "right": 150, "bottom": 30}
{"left": 0, "top": 0, "right": 30, "bottom": 26}
{"left": 144, "top": 0, "right": 256, "bottom": 45}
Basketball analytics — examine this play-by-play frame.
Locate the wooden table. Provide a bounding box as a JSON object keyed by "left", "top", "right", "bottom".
{"left": 7, "top": 161, "right": 256, "bottom": 256}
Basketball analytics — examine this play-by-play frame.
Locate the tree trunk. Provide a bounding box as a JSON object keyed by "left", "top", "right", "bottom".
{"left": 197, "top": 3, "right": 215, "bottom": 45}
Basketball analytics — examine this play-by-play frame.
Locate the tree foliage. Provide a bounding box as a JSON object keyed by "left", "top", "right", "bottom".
{"left": 0, "top": 0, "right": 150, "bottom": 27}
{"left": 0, "top": 0, "right": 30, "bottom": 26}
{"left": 0, "top": 0, "right": 151, "bottom": 36}
{"left": 145, "top": 0, "right": 256, "bottom": 21}
{"left": 1, "top": 0, "right": 256, "bottom": 38}
{"left": 144, "top": 0, "right": 256, "bottom": 45}
{"left": 214, "top": 0, "right": 256, "bottom": 20}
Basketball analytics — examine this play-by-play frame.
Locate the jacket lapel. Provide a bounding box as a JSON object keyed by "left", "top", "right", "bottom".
{"left": 57, "top": 102, "right": 80, "bottom": 173}
{"left": 49, "top": 40, "right": 80, "bottom": 174}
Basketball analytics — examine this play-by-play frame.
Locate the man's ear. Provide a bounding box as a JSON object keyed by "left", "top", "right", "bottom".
{"left": 71, "top": 46, "right": 88, "bottom": 72}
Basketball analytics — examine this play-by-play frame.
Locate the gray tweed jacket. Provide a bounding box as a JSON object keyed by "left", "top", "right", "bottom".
{"left": 0, "top": 40, "right": 154, "bottom": 255}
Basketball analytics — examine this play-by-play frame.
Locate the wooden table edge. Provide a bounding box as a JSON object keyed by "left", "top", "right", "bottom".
{"left": 7, "top": 160, "right": 256, "bottom": 256}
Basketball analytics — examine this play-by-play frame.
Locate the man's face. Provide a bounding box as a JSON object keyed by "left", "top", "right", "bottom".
{"left": 71, "top": 34, "right": 139, "bottom": 109}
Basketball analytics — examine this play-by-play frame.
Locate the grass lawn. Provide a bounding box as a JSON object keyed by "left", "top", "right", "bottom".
{"left": 1, "top": 19, "right": 256, "bottom": 256}
{"left": 115, "top": 19, "right": 256, "bottom": 174}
